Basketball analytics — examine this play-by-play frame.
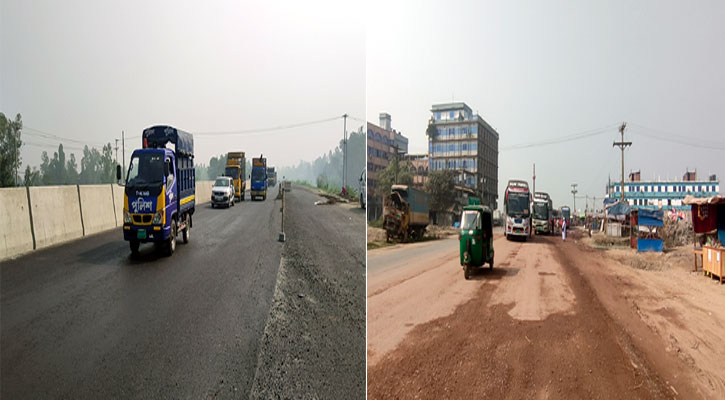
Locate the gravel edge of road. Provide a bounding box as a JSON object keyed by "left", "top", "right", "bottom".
{"left": 248, "top": 255, "right": 288, "bottom": 399}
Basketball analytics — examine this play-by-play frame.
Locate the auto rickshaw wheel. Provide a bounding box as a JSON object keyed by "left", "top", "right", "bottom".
{"left": 464, "top": 264, "right": 471, "bottom": 280}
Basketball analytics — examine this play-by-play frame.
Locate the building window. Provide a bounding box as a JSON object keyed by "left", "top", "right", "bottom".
{"left": 449, "top": 111, "right": 454, "bottom": 119}
{"left": 436, "top": 112, "right": 441, "bottom": 120}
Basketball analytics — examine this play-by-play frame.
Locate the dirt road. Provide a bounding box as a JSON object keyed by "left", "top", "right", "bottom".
{"left": 368, "top": 230, "right": 707, "bottom": 399}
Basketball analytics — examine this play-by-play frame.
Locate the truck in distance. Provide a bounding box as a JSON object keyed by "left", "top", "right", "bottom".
{"left": 225, "top": 151, "right": 246, "bottom": 201}
{"left": 383, "top": 184, "right": 430, "bottom": 242}
{"left": 267, "top": 166, "right": 277, "bottom": 187}
{"left": 251, "top": 155, "right": 267, "bottom": 201}
{"left": 504, "top": 179, "right": 532, "bottom": 240}
{"left": 533, "top": 192, "right": 553, "bottom": 235}
{"left": 211, "top": 176, "right": 235, "bottom": 208}
{"left": 118, "top": 125, "right": 195, "bottom": 256}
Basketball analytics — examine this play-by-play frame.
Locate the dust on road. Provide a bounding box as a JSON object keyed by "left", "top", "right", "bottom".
{"left": 367, "top": 232, "right": 697, "bottom": 399}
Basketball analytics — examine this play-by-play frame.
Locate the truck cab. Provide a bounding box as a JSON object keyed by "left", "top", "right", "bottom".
{"left": 225, "top": 151, "right": 246, "bottom": 201}
{"left": 251, "top": 155, "right": 267, "bottom": 201}
{"left": 120, "top": 125, "right": 195, "bottom": 256}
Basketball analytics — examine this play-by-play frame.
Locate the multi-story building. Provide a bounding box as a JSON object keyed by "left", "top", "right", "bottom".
{"left": 403, "top": 154, "right": 429, "bottom": 190}
{"left": 428, "top": 102, "right": 499, "bottom": 209}
{"left": 367, "top": 113, "right": 408, "bottom": 220}
{"left": 606, "top": 170, "right": 720, "bottom": 210}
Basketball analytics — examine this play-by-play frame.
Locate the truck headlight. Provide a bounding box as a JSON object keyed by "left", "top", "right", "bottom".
{"left": 124, "top": 210, "right": 132, "bottom": 224}
{"left": 152, "top": 210, "right": 164, "bottom": 224}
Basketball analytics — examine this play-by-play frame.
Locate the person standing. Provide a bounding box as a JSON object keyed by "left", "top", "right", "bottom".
{"left": 562, "top": 218, "right": 567, "bottom": 241}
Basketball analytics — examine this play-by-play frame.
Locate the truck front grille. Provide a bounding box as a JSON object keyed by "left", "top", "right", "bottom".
{"left": 132, "top": 214, "right": 152, "bottom": 224}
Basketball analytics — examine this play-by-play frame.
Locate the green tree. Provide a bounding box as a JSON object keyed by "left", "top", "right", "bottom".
{"left": 23, "top": 165, "right": 41, "bottom": 186}
{"left": 425, "top": 118, "right": 438, "bottom": 140}
{"left": 376, "top": 157, "right": 413, "bottom": 198}
{"left": 194, "top": 164, "right": 208, "bottom": 181}
{"left": 66, "top": 153, "right": 79, "bottom": 184}
{"left": 0, "top": 112, "right": 23, "bottom": 186}
{"left": 425, "top": 169, "right": 456, "bottom": 212}
{"left": 207, "top": 154, "right": 227, "bottom": 179}
{"left": 79, "top": 145, "right": 103, "bottom": 184}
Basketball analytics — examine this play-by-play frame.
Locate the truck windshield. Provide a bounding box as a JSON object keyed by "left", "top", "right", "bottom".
{"left": 562, "top": 209, "right": 571, "bottom": 219}
{"left": 461, "top": 211, "right": 480, "bottom": 230}
{"left": 126, "top": 154, "right": 163, "bottom": 187}
{"left": 506, "top": 193, "right": 530, "bottom": 217}
{"left": 214, "top": 178, "right": 230, "bottom": 187}
{"left": 251, "top": 168, "right": 265, "bottom": 181}
{"left": 225, "top": 167, "right": 239, "bottom": 178}
{"left": 533, "top": 203, "right": 549, "bottom": 219}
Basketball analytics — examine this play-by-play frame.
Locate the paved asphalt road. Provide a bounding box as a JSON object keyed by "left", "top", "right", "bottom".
{"left": 251, "top": 185, "right": 366, "bottom": 399}
{"left": 2, "top": 187, "right": 285, "bottom": 399}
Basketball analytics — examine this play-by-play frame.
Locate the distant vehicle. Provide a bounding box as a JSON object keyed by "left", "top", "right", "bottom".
{"left": 504, "top": 180, "right": 532, "bottom": 240}
{"left": 533, "top": 192, "right": 553, "bottom": 235}
{"left": 224, "top": 152, "right": 246, "bottom": 201}
{"left": 267, "top": 166, "right": 277, "bottom": 187}
{"left": 251, "top": 155, "right": 268, "bottom": 201}
{"left": 211, "top": 176, "right": 235, "bottom": 208}
{"left": 560, "top": 206, "right": 572, "bottom": 228}
{"left": 359, "top": 170, "right": 366, "bottom": 209}
{"left": 119, "top": 125, "right": 195, "bottom": 256}
{"left": 383, "top": 184, "right": 430, "bottom": 242}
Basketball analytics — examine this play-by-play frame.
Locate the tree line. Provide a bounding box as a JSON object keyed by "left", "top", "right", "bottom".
{"left": 278, "top": 126, "right": 366, "bottom": 192}
{"left": 1, "top": 112, "right": 256, "bottom": 188}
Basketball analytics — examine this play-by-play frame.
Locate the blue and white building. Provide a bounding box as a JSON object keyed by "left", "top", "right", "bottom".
{"left": 606, "top": 171, "right": 720, "bottom": 210}
{"left": 428, "top": 102, "right": 499, "bottom": 209}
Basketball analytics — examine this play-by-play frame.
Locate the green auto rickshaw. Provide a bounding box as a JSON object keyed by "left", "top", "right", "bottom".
{"left": 459, "top": 205, "right": 495, "bottom": 280}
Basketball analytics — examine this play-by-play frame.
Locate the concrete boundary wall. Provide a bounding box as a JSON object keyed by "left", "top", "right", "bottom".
{"left": 112, "top": 184, "right": 124, "bottom": 226}
{"left": 29, "top": 186, "right": 84, "bottom": 250}
{"left": 0, "top": 187, "right": 35, "bottom": 260}
{"left": 79, "top": 185, "right": 117, "bottom": 235}
{"left": 195, "top": 181, "right": 213, "bottom": 205}
{"left": 1, "top": 181, "right": 215, "bottom": 261}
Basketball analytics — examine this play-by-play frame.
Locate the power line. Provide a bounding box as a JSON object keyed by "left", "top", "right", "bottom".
{"left": 23, "top": 141, "right": 88, "bottom": 152}
{"left": 628, "top": 122, "right": 725, "bottom": 147}
{"left": 24, "top": 126, "right": 108, "bottom": 147}
{"left": 192, "top": 115, "right": 343, "bottom": 137}
{"left": 499, "top": 123, "right": 620, "bottom": 151}
{"left": 628, "top": 125, "right": 725, "bottom": 150}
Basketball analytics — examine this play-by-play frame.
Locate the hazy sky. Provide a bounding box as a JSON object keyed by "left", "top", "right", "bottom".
{"left": 367, "top": 0, "right": 725, "bottom": 209}
{"left": 1, "top": 0, "right": 364, "bottom": 171}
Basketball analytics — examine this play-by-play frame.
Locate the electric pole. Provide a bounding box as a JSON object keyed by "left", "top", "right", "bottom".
{"left": 121, "top": 130, "right": 125, "bottom": 182}
{"left": 613, "top": 122, "right": 631, "bottom": 201}
{"left": 342, "top": 113, "right": 348, "bottom": 190}
{"left": 114, "top": 139, "right": 119, "bottom": 167}
{"left": 571, "top": 183, "right": 578, "bottom": 216}
{"left": 532, "top": 163, "right": 536, "bottom": 196}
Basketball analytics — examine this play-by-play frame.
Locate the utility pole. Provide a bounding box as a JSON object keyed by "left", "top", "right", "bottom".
{"left": 571, "top": 183, "right": 578, "bottom": 215}
{"left": 114, "top": 139, "right": 119, "bottom": 167}
{"left": 532, "top": 163, "right": 536, "bottom": 196}
{"left": 342, "top": 113, "right": 348, "bottom": 190}
{"left": 613, "top": 122, "right": 631, "bottom": 201}
{"left": 121, "top": 130, "right": 125, "bottom": 182}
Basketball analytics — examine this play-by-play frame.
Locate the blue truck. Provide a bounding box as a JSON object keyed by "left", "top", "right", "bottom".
{"left": 250, "top": 155, "right": 267, "bottom": 200}
{"left": 117, "top": 125, "right": 195, "bottom": 256}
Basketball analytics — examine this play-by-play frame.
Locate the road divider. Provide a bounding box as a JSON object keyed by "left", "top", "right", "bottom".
{"left": 29, "top": 186, "right": 84, "bottom": 250}
{"left": 79, "top": 184, "right": 117, "bottom": 235}
{"left": 0, "top": 187, "right": 35, "bottom": 260}
{"left": 0, "top": 180, "right": 216, "bottom": 261}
